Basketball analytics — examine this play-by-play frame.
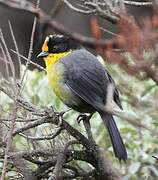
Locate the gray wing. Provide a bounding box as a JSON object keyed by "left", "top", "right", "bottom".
{"left": 62, "top": 49, "right": 122, "bottom": 111}
{"left": 106, "top": 72, "right": 123, "bottom": 109}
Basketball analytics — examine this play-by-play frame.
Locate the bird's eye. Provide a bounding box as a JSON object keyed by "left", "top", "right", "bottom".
{"left": 53, "top": 45, "right": 58, "bottom": 50}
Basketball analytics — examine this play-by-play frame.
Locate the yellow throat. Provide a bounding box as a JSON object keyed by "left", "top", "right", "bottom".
{"left": 41, "top": 36, "right": 71, "bottom": 69}
{"left": 41, "top": 36, "right": 72, "bottom": 99}
{"left": 44, "top": 51, "right": 71, "bottom": 69}
{"left": 43, "top": 51, "right": 71, "bottom": 100}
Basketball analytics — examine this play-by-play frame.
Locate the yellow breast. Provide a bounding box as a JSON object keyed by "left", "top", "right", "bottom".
{"left": 44, "top": 52, "right": 70, "bottom": 99}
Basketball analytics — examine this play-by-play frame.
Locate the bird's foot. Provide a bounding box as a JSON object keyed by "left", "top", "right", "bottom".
{"left": 77, "top": 113, "right": 95, "bottom": 146}
{"left": 77, "top": 113, "right": 93, "bottom": 125}
{"left": 77, "top": 114, "right": 87, "bottom": 124}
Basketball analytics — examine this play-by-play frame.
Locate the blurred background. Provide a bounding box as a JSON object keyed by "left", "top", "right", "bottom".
{"left": 0, "top": 0, "right": 154, "bottom": 73}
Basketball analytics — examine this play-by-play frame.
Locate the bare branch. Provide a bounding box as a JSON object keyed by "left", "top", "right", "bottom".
{"left": 64, "top": 0, "right": 96, "bottom": 14}
{"left": 19, "top": 117, "right": 62, "bottom": 140}
{"left": 0, "top": 25, "right": 20, "bottom": 180}
{"left": 64, "top": 0, "right": 118, "bottom": 24}
{"left": 124, "top": 1, "right": 152, "bottom": 6}
{"left": 8, "top": 21, "right": 21, "bottom": 78}
{"left": 50, "top": 140, "right": 78, "bottom": 180}
{"left": 49, "top": 0, "right": 64, "bottom": 16}
{"left": 0, "top": 29, "right": 17, "bottom": 90}
{"left": 19, "top": 0, "right": 40, "bottom": 93}
{"left": 11, "top": 49, "right": 46, "bottom": 71}
{"left": 0, "top": 0, "right": 120, "bottom": 49}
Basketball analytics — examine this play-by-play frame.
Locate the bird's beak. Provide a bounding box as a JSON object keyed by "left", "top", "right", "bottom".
{"left": 37, "top": 51, "right": 48, "bottom": 58}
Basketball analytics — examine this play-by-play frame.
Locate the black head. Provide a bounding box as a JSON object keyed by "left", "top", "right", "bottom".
{"left": 38, "top": 35, "right": 80, "bottom": 57}
{"left": 37, "top": 35, "right": 80, "bottom": 58}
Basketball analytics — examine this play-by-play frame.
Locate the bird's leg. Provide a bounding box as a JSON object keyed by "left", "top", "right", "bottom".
{"left": 77, "top": 113, "right": 95, "bottom": 146}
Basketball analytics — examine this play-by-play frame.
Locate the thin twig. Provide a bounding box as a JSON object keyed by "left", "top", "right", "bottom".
{"left": 50, "top": 0, "right": 64, "bottom": 17}
{"left": 0, "top": 29, "right": 17, "bottom": 91}
{"left": 8, "top": 21, "right": 21, "bottom": 78}
{"left": 64, "top": 0, "right": 118, "bottom": 24}
{"left": 64, "top": 0, "right": 96, "bottom": 14}
{"left": 19, "top": 0, "right": 40, "bottom": 94}
{"left": 99, "top": 27, "right": 118, "bottom": 37}
{"left": 0, "top": 43, "right": 10, "bottom": 79}
{"left": 19, "top": 116, "right": 63, "bottom": 140}
{"left": 1, "top": 105, "right": 18, "bottom": 180}
{"left": 11, "top": 49, "right": 46, "bottom": 71}
{"left": 124, "top": 1, "right": 152, "bottom": 6}
{"left": 0, "top": 25, "right": 21, "bottom": 179}
{"left": 19, "top": 127, "right": 62, "bottom": 140}
{"left": 50, "top": 140, "right": 78, "bottom": 180}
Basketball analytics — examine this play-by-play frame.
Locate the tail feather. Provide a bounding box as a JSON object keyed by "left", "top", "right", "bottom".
{"left": 100, "top": 112, "right": 127, "bottom": 161}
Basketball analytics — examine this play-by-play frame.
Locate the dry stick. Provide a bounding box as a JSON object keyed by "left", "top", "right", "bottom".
{"left": 124, "top": 1, "right": 152, "bottom": 6}
{"left": 10, "top": 149, "right": 97, "bottom": 179}
{"left": 19, "top": 127, "right": 62, "bottom": 140}
{"left": 0, "top": 86, "right": 17, "bottom": 175}
{"left": 8, "top": 21, "right": 21, "bottom": 77}
{"left": 0, "top": 117, "right": 39, "bottom": 122}
{"left": 99, "top": 27, "right": 118, "bottom": 37}
{"left": 19, "top": 0, "right": 40, "bottom": 94}
{"left": 9, "top": 149, "right": 88, "bottom": 163}
{"left": 0, "top": 30, "right": 15, "bottom": 78}
{"left": 64, "top": 0, "right": 96, "bottom": 14}
{"left": 0, "top": 86, "right": 13, "bottom": 100}
{"left": 0, "top": 84, "right": 132, "bottom": 179}
{"left": 11, "top": 49, "right": 46, "bottom": 71}
{"left": 0, "top": 25, "right": 20, "bottom": 180}
{"left": 19, "top": 116, "right": 63, "bottom": 141}
{"left": 0, "top": 56, "right": 10, "bottom": 64}
{"left": 0, "top": 21, "right": 27, "bottom": 179}
{"left": 0, "top": 83, "right": 43, "bottom": 116}
{"left": 61, "top": 119, "right": 122, "bottom": 179}
{"left": 27, "top": 0, "right": 40, "bottom": 61}
{"left": 94, "top": 146, "right": 122, "bottom": 180}
{"left": 84, "top": 0, "right": 120, "bottom": 21}
{"left": 12, "top": 116, "right": 51, "bottom": 136}
{"left": 50, "top": 0, "right": 64, "bottom": 16}
{"left": 0, "top": 10, "right": 40, "bottom": 178}
{"left": 50, "top": 140, "right": 78, "bottom": 180}
{"left": 12, "top": 113, "right": 90, "bottom": 149}
{"left": 1, "top": 104, "right": 18, "bottom": 180}
{"left": 0, "top": 29, "right": 17, "bottom": 91}
{"left": 0, "top": 44, "right": 10, "bottom": 78}
{"left": 64, "top": 0, "right": 118, "bottom": 24}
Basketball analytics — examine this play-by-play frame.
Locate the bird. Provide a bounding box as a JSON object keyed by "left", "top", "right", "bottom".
{"left": 37, "top": 34, "right": 127, "bottom": 161}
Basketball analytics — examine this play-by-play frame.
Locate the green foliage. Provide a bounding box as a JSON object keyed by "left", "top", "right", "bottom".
{"left": 105, "top": 61, "right": 158, "bottom": 179}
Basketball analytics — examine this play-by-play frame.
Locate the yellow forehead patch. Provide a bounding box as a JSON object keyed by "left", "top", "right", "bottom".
{"left": 42, "top": 36, "right": 49, "bottom": 52}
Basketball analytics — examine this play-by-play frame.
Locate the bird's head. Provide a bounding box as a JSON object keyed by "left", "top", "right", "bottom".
{"left": 37, "top": 34, "right": 80, "bottom": 60}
